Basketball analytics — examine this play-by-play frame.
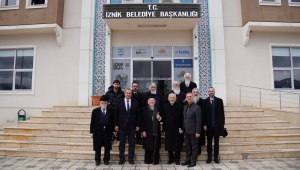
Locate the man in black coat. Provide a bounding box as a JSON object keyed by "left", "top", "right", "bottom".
{"left": 131, "top": 81, "right": 143, "bottom": 145}
{"left": 192, "top": 88, "right": 206, "bottom": 155}
{"left": 181, "top": 93, "right": 202, "bottom": 168}
{"left": 141, "top": 95, "right": 162, "bottom": 164}
{"left": 142, "top": 83, "right": 164, "bottom": 109}
{"left": 162, "top": 93, "right": 184, "bottom": 165}
{"left": 90, "top": 95, "right": 115, "bottom": 166}
{"left": 114, "top": 88, "right": 140, "bottom": 165}
{"left": 164, "top": 81, "right": 186, "bottom": 106}
{"left": 202, "top": 87, "right": 225, "bottom": 164}
{"left": 179, "top": 73, "right": 197, "bottom": 94}
{"left": 105, "top": 80, "right": 124, "bottom": 108}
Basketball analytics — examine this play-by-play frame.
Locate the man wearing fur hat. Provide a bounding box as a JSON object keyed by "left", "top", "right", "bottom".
{"left": 90, "top": 95, "right": 115, "bottom": 166}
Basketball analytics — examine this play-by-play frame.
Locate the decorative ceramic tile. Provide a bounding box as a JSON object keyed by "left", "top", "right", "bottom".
{"left": 94, "top": 0, "right": 211, "bottom": 97}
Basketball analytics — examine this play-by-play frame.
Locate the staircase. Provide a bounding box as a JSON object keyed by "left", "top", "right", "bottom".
{"left": 0, "top": 105, "right": 300, "bottom": 160}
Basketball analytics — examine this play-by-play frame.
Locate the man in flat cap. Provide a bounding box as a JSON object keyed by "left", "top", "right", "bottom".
{"left": 90, "top": 95, "right": 115, "bottom": 166}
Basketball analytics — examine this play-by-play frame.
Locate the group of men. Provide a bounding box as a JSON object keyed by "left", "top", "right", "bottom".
{"left": 90, "top": 73, "right": 225, "bottom": 167}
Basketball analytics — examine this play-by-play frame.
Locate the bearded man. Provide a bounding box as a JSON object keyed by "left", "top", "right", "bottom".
{"left": 164, "top": 81, "right": 186, "bottom": 105}
{"left": 142, "top": 83, "right": 164, "bottom": 109}
{"left": 180, "top": 73, "right": 197, "bottom": 94}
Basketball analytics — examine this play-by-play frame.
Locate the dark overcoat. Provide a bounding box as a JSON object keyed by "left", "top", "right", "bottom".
{"left": 162, "top": 102, "right": 184, "bottom": 151}
{"left": 90, "top": 106, "right": 114, "bottom": 151}
{"left": 142, "top": 91, "right": 164, "bottom": 109}
{"left": 202, "top": 97, "right": 225, "bottom": 137}
{"left": 141, "top": 106, "right": 161, "bottom": 150}
{"left": 196, "top": 98, "right": 205, "bottom": 145}
{"left": 179, "top": 81, "right": 197, "bottom": 94}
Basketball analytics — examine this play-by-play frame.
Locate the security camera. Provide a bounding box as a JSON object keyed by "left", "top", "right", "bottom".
{"left": 107, "top": 30, "right": 111, "bottom": 35}
{"left": 194, "top": 34, "right": 197, "bottom": 38}
{"left": 151, "top": 56, "right": 154, "bottom": 60}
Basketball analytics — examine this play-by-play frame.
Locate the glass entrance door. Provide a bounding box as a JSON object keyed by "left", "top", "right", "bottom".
{"left": 133, "top": 60, "right": 171, "bottom": 97}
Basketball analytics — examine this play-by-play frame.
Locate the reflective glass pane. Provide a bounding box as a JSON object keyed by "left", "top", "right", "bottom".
{"left": 291, "top": 48, "right": 300, "bottom": 57}
{"left": 7, "top": 0, "right": 17, "bottom": 6}
{"left": 293, "top": 57, "right": 300, "bottom": 67}
{"left": 153, "top": 61, "right": 171, "bottom": 96}
{"left": 0, "top": 50, "right": 15, "bottom": 69}
{"left": 272, "top": 47, "right": 290, "bottom": 56}
{"left": 291, "top": 0, "right": 300, "bottom": 2}
{"left": 0, "top": 71, "right": 13, "bottom": 90}
{"left": 15, "top": 72, "right": 32, "bottom": 90}
{"left": 273, "top": 70, "right": 291, "bottom": 88}
{"left": 294, "top": 69, "right": 300, "bottom": 89}
{"left": 133, "top": 61, "right": 151, "bottom": 78}
{"left": 272, "top": 56, "right": 291, "bottom": 68}
{"left": 16, "top": 49, "right": 33, "bottom": 69}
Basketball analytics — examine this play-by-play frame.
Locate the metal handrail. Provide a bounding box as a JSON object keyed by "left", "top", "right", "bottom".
{"left": 237, "top": 84, "right": 300, "bottom": 112}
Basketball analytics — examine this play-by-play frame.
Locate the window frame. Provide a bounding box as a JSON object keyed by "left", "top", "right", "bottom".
{"left": 0, "top": 0, "right": 20, "bottom": 11}
{"left": 289, "top": 0, "right": 300, "bottom": 7}
{"left": 0, "top": 45, "right": 36, "bottom": 94}
{"left": 270, "top": 44, "right": 300, "bottom": 91}
{"left": 25, "top": 0, "right": 47, "bottom": 9}
{"left": 259, "top": 0, "right": 281, "bottom": 6}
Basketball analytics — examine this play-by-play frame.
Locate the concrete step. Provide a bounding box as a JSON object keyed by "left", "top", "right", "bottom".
{"left": 42, "top": 111, "right": 91, "bottom": 117}
{"left": 225, "top": 120, "right": 290, "bottom": 128}
{"left": 1, "top": 133, "right": 300, "bottom": 144}
{"left": 0, "top": 147, "right": 299, "bottom": 160}
{"left": 1, "top": 140, "right": 299, "bottom": 152}
{"left": 5, "top": 126, "right": 300, "bottom": 136}
{"left": 225, "top": 110, "right": 264, "bottom": 116}
{"left": 31, "top": 115, "right": 276, "bottom": 123}
{"left": 224, "top": 105, "right": 253, "bottom": 111}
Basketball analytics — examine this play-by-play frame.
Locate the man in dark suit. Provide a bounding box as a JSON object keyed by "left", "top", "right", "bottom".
{"left": 114, "top": 88, "right": 140, "bottom": 165}
{"left": 181, "top": 92, "right": 202, "bottom": 167}
{"left": 179, "top": 73, "right": 197, "bottom": 94}
{"left": 90, "top": 95, "right": 115, "bottom": 166}
{"left": 192, "top": 88, "right": 206, "bottom": 155}
{"left": 164, "top": 81, "right": 186, "bottom": 106}
{"left": 162, "top": 93, "right": 184, "bottom": 165}
{"left": 131, "top": 81, "right": 143, "bottom": 145}
{"left": 202, "top": 87, "right": 225, "bottom": 164}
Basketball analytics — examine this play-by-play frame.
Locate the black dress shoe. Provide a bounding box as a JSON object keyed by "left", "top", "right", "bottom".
{"left": 129, "top": 160, "right": 135, "bottom": 165}
{"left": 187, "top": 163, "right": 196, "bottom": 167}
{"left": 95, "top": 160, "right": 100, "bottom": 166}
{"left": 118, "top": 160, "right": 124, "bottom": 165}
{"left": 167, "top": 160, "right": 174, "bottom": 164}
{"left": 181, "top": 160, "right": 191, "bottom": 166}
{"left": 104, "top": 161, "right": 109, "bottom": 165}
{"left": 175, "top": 160, "right": 180, "bottom": 165}
{"left": 206, "top": 159, "right": 212, "bottom": 164}
{"left": 214, "top": 159, "right": 220, "bottom": 164}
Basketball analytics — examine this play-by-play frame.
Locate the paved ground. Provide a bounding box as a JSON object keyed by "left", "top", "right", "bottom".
{"left": 0, "top": 156, "right": 299, "bottom": 170}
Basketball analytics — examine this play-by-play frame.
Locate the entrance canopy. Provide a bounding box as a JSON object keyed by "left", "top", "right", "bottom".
{"left": 103, "top": 3, "right": 201, "bottom": 30}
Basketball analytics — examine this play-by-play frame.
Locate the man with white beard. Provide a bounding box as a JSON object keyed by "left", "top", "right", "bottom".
{"left": 192, "top": 88, "right": 205, "bottom": 155}
{"left": 164, "top": 81, "right": 186, "bottom": 106}
{"left": 180, "top": 73, "right": 197, "bottom": 94}
{"left": 142, "top": 83, "right": 164, "bottom": 109}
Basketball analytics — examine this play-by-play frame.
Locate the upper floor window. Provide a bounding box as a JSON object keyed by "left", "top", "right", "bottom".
{"left": 259, "top": 0, "right": 281, "bottom": 6}
{"left": 272, "top": 47, "right": 300, "bottom": 90}
{"left": 26, "top": 0, "right": 47, "bottom": 9}
{"left": 289, "top": 0, "right": 300, "bottom": 7}
{"left": 0, "top": 48, "right": 34, "bottom": 93}
{"left": 0, "top": 0, "right": 19, "bottom": 10}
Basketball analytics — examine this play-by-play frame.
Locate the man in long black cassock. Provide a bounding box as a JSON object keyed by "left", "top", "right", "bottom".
{"left": 90, "top": 95, "right": 115, "bottom": 166}
{"left": 192, "top": 88, "right": 206, "bottom": 155}
{"left": 141, "top": 95, "right": 162, "bottom": 164}
{"left": 162, "top": 93, "right": 184, "bottom": 165}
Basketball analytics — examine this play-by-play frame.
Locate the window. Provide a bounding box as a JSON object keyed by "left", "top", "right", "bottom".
{"left": 26, "top": 0, "right": 47, "bottom": 9}
{"left": 0, "top": 48, "right": 34, "bottom": 92}
{"left": 110, "top": 0, "right": 122, "bottom": 3}
{"left": 259, "top": 0, "right": 281, "bottom": 6}
{"left": 289, "top": 0, "right": 300, "bottom": 7}
{"left": 143, "top": 0, "right": 159, "bottom": 3}
{"left": 0, "top": 0, "right": 19, "bottom": 10}
{"left": 272, "top": 47, "right": 300, "bottom": 90}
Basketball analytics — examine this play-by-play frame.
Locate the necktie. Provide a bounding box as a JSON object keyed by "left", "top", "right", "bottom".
{"left": 102, "top": 109, "right": 105, "bottom": 116}
{"left": 127, "top": 100, "right": 130, "bottom": 113}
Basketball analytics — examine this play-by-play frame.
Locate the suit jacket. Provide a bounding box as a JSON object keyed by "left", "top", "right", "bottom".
{"left": 132, "top": 91, "right": 143, "bottom": 111}
{"left": 180, "top": 81, "right": 197, "bottom": 94}
{"left": 202, "top": 97, "right": 225, "bottom": 137}
{"left": 183, "top": 103, "right": 202, "bottom": 135}
{"left": 114, "top": 98, "right": 140, "bottom": 130}
{"left": 90, "top": 106, "right": 114, "bottom": 151}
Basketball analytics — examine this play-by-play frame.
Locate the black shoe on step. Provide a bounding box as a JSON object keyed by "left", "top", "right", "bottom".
{"left": 95, "top": 160, "right": 100, "bottom": 166}
{"left": 175, "top": 160, "right": 180, "bottom": 165}
{"left": 118, "top": 160, "right": 124, "bottom": 165}
{"left": 181, "top": 160, "right": 191, "bottom": 166}
{"left": 167, "top": 160, "right": 174, "bottom": 164}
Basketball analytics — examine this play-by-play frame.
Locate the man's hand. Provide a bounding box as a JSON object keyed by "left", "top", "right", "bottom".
{"left": 179, "top": 130, "right": 183, "bottom": 134}
{"left": 195, "top": 133, "right": 200, "bottom": 138}
{"left": 156, "top": 114, "right": 161, "bottom": 120}
{"left": 136, "top": 127, "right": 140, "bottom": 131}
{"left": 90, "top": 134, "right": 93, "bottom": 138}
{"left": 203, "top": 126, "right": 207, "bottom": 131}
{"left": 142, "top": 132, "right": 146, "bottom": 138}
{"left": 115, "top": 126, "right": 119, "bottom": 132}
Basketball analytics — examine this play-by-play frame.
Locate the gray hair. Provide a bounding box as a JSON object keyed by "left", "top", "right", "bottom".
{"left": 124, "top": 88, "right": 132, "bottom": 93}
{"left": 184, "top": 72, "right": 191, "bottom": 78}
{"left": 168, "top": 93, "right": 177, "bottom": 98}
{"left": 192, "top": 88, "right": 199, "bottom": 93}
{"left": 172, "top": 81, "right": 180, "bottom": 86}
{"left": 148, "top": 83, "right": 157, "bottom": 90}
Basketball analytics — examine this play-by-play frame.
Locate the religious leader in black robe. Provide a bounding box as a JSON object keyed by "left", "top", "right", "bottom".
{"left": 162, "top": 93, "right": 184, "bottom": 165}
{"left": 141, "top": 95, "right": 162, "bottom": 164}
